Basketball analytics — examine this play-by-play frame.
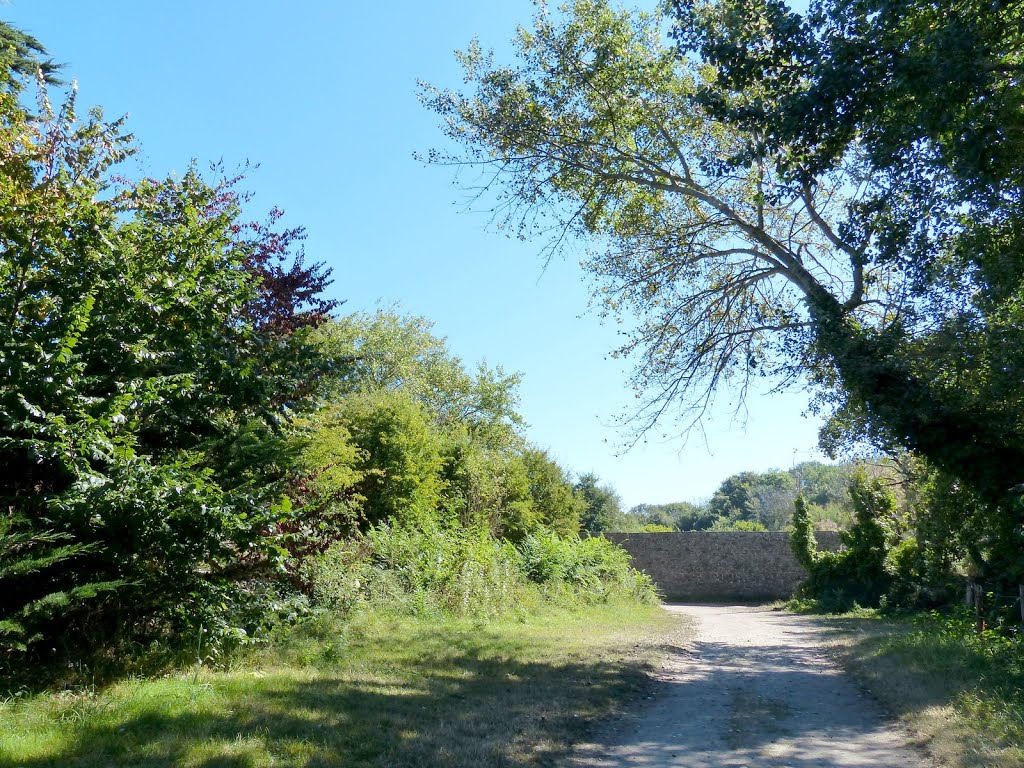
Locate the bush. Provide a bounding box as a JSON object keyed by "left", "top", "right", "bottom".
{"left": 305, "top": 525, "right": 526, "bottom": 619}
{"left": 0, "top": 76, "right": 332, "bottom": 681}
{"left": 710, "top": 519, "right": 768, "bottom": 532}
{"left": 791, "top": 472, "right": 892, "bottom": 611}
{"left": 304, "top": 526, "right": 658, "bottom": 621}
{"left": 518, "top": 532, "right": 658, "bottom": 602}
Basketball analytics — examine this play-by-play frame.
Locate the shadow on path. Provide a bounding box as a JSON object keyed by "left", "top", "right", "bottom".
{"left": 564, "top": 604, "right": 932, "bottom": 768}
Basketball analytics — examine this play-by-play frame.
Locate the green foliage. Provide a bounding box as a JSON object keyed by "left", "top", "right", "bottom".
{"left": 517, "top": 531, "right": 658, "bottom": 603}
{"left": 0, "top": 21, "right": 62, "bottom": 87}
{"left": 0, "top": 512, "right": 118, "bottom": 657}
{"left": 795, "top": 462, "right": 859, "bottom": 510}
{"left": 362, "top": 524, "right": 522, "bottom": 617}
{"left": 301, "top": 311, "right": 584, "bottom": 543}
{"left": 290, "top": 309, "right": 622, "bottom": 618}
{"left": 673, "top": 0, "right": 1024, "bottom": 586}
{"left": 792, "top": 472, "right": 893, "bottom": 610}
{"left": 790, "top": 495, "right": 816, "bottom": 572}
{"left": 284, "top": 411, "right": 366, "bottom": 558}
{"left": 425, "top": 0, "right": 1024, "bottom": 589}
{"left": 313, "top": 310, "right": 523, "bottom": 445}
{"left": 575, "top": 472, "right": 630, "bottom": 532}
{"left": 657, "top": 461, "right": 859, "bottom": 533}
{"left": 0, "top": 71, "right": 331, "bottom": 677}
{"left": 630, "top": 501, "right": 717, "bottom": 531}
{"left": 904, "top": 460, "right": 1014, "bottom": 586}
{"left": 442, "top": 433, "right": 536, "bottom": 539}
{"left": 883, "top": 537, "right": 930, "bottom": 609}
{"left": 625, "top": 461, "right": 860, "bottom": 533}
{"left": 521, "top": 447, "right": 585, "bottom": 537}
{"left": 327, "top": 389, "right": 447, "bottom": 529}
{"left": 303, "top": 524, "right": 658, "bottom": 620}
{"left": 708, "top": 470, "right": 796, "bottom": 530}
{"left": 709, "top": 518, "right": 767, "bottom": 532}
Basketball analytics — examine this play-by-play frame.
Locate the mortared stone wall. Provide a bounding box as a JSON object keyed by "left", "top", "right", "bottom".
{"left": 603, "top": 531, "right": 843, "bottom": 601}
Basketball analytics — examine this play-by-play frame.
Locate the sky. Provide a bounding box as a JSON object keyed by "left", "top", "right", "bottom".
{"left": 6, "top": 1, "right": 828, "bottom": 509}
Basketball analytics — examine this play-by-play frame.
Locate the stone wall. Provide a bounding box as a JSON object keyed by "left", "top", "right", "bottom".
{"left": 603, "top": 531, "right": 843, "bottom": 601}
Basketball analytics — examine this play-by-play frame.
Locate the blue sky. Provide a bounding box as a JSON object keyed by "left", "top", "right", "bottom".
{"left": 8, "top": 1, "right": 827, "bottom": 509}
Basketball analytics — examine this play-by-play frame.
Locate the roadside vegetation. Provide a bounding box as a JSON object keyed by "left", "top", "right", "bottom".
{"left": 0, "top": 30, "right": 658, "bottom": 684}
{"left": 427, "top": 0, "right": 1024, "bottom": 601}
{"left": 5, "top": 0, "right": 1024, "bottom": 763}
{"left": 425, "top": 0, "right": 1024, "bottom": 642}
{"left": 786, "top": 605, "right": 1024, "bottom": 768}
{"left": 0, "top": 25, "right": 675, "bottom": 767}
{"left": 0, "top": 602, "right": 685, "bottom": 768}
{"left": 785, "top": 469, "right": 1024, "bottom": 765}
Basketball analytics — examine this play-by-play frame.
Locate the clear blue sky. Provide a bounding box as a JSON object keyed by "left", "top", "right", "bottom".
{"left": 8, "top": 1, "right": 827, "bottom": 509}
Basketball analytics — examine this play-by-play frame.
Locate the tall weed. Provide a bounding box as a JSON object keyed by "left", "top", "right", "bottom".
{"left": 303, "top": 526, "right": 657, "bottom": 621}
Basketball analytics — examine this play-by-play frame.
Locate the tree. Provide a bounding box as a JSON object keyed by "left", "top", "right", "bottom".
{"left": 671, "top": 0, "right": 1024, "bottom": 578}
{"left": 791, "top": 471, "right": 892, "bottom": 609}
{"left": 747, "top": 471, "right": 797, "bottom": 530}
{"left": 575, "top": 472, "right": 627, "bottom": 532}
{"left": 304, "top": 310, "right": 593, "bottom": 542}
{"left": 794, "top": 461, "right": 856, "bottom": 509}
{"left": 707, "top": 473, "right": 757, "bottom": 523}
{"left": 522, "top": 447, "right": 585, "bottom": 536}
{"left": 313, "top": 310, "right": 522, "bottom": 444}
{"left": 328, "top": 390, "right": 447, "bottom": 530}
{"left": 707, "top": 470, "right": 795, "bottom": 530}
{"left": 422, "top": 0, "right": 1024, "bottom": 582}
{"left": 0, "top": 57, "right": 335, "bottom": 671}
{"left": 631, "top": 501, "right": 716, "bottom": 530}
{"left": 0, "top": 21, "right": 62, "bottom": 87}
{"left": 421, "top": 0, "right": 862, "bottom": 436}
{"left": 307, "top": 310, "right": 536, "bottom": 538}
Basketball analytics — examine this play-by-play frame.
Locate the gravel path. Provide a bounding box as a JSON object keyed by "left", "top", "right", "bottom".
{"left": 563, "top": 604, "right": 931, "bottom": 768}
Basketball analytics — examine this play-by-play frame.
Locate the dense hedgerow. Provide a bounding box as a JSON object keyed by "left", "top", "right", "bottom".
{"left": 0, "top": 25, "right": 657, "bottom": 694}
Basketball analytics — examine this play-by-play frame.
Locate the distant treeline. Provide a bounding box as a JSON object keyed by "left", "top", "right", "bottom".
{"left": 617, "top": 461, "right": 867, "bottom": 533}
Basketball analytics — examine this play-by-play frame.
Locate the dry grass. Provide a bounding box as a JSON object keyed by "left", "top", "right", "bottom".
{"left": 0, "top": 603, "right": 690, "bottom": 767}
{"left": 814, "top": 612, "right": 1024, "bottom": 768}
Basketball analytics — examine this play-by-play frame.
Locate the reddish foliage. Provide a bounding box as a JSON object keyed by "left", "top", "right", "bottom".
{"left": 241, "top": 209, "right": 339, "bottom": 335}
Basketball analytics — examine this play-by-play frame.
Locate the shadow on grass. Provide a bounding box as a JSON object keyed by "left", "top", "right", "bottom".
{"left": 815, "top": 612, "right": 1024, "bottom": 720}
{"left": 0, "top": 623, "right": 656, "bottom": 768}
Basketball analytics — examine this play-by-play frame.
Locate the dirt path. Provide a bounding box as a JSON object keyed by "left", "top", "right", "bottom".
{"left": 563, "top": 604, "right": 931, "bottom": 768}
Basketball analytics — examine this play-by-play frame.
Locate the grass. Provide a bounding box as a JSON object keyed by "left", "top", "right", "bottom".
{"left": 0, "top": 602, "right": 689, "bottom": 767}
{"left": 789, "top": 602, "right": 1024, "bottom": 768}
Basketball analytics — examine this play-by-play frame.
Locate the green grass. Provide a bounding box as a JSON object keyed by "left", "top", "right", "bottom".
{"left": 0, "top": 602, "right": 688, "bottom": 767}
{"left": 791, "top": 603, "right": 1024, "bottom": 768}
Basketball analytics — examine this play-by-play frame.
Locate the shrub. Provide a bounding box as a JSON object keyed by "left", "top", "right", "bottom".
{"left": 0, "top": 77, "right": 331, "bottom": 680}
{"left": 304, "top": 526, "right": 658, "bottom": 620}
{"left": 710, "top": 519, "right": 768, "bottom": 532}
{"left": 791, "top": 472, "right": 892, "bottom": 610}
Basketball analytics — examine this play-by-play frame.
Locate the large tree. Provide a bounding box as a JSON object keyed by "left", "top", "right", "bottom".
{"left": 422, "top": 0, "right": 1024, "bottom": 580}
